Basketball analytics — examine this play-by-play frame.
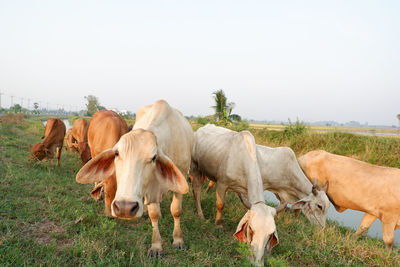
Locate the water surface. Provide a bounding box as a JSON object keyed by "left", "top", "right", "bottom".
{"left": 42, "top": 119, "right": 72, "bottom": 130}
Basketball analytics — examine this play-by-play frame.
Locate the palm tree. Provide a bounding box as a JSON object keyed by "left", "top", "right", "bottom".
{"left": 212, "top": 89, "right": 228, "bottom": 120}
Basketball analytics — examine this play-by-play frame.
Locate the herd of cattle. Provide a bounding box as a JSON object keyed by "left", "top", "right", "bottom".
{"left": 29, "top": 100, "right": 400, "bottom": 265}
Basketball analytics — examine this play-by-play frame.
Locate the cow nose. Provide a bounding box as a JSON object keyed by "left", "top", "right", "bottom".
{"left": 113, "top": 200, "right": 139, "bottom": 218}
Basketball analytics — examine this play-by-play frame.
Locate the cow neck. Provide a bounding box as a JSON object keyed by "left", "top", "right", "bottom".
{"left": 291, "top": 166, "right": 313, "bottom": 199}
{"left": 41, "top": 136, "right": 52, "bottom": 148}
{"left": 246, "top": 162, "right": 265, "bottom": 205}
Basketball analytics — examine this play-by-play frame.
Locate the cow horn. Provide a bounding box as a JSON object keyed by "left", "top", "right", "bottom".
{"left": 312, "top": 183, "right": 318, "bottom": 196}
{"left": 238, "top": 194, "right": 252, "bottom": 210}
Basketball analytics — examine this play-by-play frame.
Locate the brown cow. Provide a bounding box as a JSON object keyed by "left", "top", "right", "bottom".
{"left": 64, "top": 128, "right": 76, "bottom": 152}
{"left": 85, "top": 110, "right": 128, "bottom": 216}
{"left": 31, "top": 118, "right": 66, "bottom": 167}
{"left": 299, "top": 150, "right": 400, "bottom": 249}
{"left": 71, "top": 118, "right": 89, "bottom": 143}
{"left": 70, "top": 118, "right": 91, "bottom": 164}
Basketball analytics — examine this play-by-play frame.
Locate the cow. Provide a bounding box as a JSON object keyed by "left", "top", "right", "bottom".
{"left": 82, "top": 110, "right": 128, "bottom": 215}
{"left": 202, "top": 145, "right": 330, "bottom": 227}
{"left": 64, "top": 128, "right": 76, "bottom": 152}
{"left": 70, "top": 118, "right": 91, "bottom": 164}
{"left": 256, "top": 145, "right": 330, "bottom": 227}
{"left": 298, "top": 150, "right": 400, "bottom": 249}
{"left": 76, "top": 100, "right": 194, "bottom": 256}
{"left": 31, "top": 118, "right": 66, "bottom": 167}
{"left": 191, "top": 124, "right": 278, "bottom": 265}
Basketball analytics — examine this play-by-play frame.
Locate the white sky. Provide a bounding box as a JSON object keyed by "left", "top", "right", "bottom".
{"left": 1, "top": 1, "right": 399, "bottom": 125}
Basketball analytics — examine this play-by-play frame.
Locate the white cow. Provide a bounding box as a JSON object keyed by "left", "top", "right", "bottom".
{"left": 256, "top": 145, "right": 330, "bottom": 227}
{"left": 76, "top": 100, "right": 194, "bottom": 257}
{"left": 191, "top": 124, "right": 278, "bottom": 265}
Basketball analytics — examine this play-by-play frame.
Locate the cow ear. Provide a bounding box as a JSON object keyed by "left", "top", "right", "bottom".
{"left": 233, "top": 210, "right": 252, "bottom": 242}
{"left": 155, "top": 152, "right": 188, "bottom": 194}
{"left": 291, "top": 199, "right": 308, "bottom": 211}
{"left": 90, "top": 181, "right": 104, "bottom": 200}
{"left": 266, "top": 230, "right": 279, "bottom": 252}
{"left": 76, "top": 148, "right": 116, "bottom": 184}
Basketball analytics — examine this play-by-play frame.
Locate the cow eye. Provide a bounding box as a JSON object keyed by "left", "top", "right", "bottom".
{"left": 115, "top": 151, "right": 119, "bottom": 157}
{"left": 152, "top": 155, "right": 157, "bottom": 163}
{"left": 317, "top": 204, "right": 323, "bottom": 210}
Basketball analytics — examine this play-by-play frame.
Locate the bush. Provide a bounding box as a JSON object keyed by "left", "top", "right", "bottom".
{"left": 283, "top": 119, "right": 308, "bottom": 138}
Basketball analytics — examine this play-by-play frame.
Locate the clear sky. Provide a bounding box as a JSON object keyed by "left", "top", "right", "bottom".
{"left": 1, "top": 1, "right": 399, "bottom": 125}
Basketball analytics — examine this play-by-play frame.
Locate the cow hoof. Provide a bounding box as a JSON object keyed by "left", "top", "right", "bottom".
{"left": 216, "top": 227, "right": 224, "bottom": 233}
{"left": 173, "top": 243, "right": 186, "bottom": 250}
{"left": 148, "top": 249, "right": 163, "bottom": 258}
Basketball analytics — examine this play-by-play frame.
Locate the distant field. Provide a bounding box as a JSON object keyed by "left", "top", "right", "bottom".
{"left": 249, "top": 122, "right": 400, "bottom": 137}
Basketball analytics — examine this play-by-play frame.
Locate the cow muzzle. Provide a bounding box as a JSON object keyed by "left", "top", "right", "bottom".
{"left": 112, "top": 200, "right": 140, "bottom": 219}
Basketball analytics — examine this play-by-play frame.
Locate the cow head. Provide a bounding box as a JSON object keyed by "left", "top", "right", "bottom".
{"left": 234, "top": 196, "right": 279, "bottom": 266}
{"left": 30, "top": 143, "right": 50, "bottom": 161}
{"left": 75, "top": 129, "right": 188, "bottom": 219}
{"left": 291, "top": 182, "right": 330, "bottom": 227}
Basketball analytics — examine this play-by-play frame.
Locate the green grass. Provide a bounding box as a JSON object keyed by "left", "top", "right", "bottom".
{"left": 1, "top": 115, "right": 400, "bottom": 266}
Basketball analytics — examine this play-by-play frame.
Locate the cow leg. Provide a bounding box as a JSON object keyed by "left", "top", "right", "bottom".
{"left": 206, "top": 180, "right": 215, "bottom": 193}
{"left": 171, "top": 192, "right": 185, "bottom": 249}
{"left": 355, "top": 213, "right": 376, "bottom": 236}
{"left": 103, "top": 175, "right": 117, "bottom": 217}
{"left": 215, "top": 184, "right": 227, "bottom": 229}
{"left": 56, "top": 146, "right": 61, "bottom": 166}
{"left": 148, "top": 202, "right": 163, "bottom": 257}
{"left": 191, "top": 167, "right": 205, "bottom": 219}
{"left": 382, "top": 220, "right": 396, "bottom": 250}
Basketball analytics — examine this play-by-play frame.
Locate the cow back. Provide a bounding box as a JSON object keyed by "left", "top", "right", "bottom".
{"left": 133, "top": 100, "right": 194, "bottom": 174}
{"left": 43, "top": 118, "right": 66, "bottom": 148}
{"left": 88, "top": 110, "right": 128, "bottom": 158}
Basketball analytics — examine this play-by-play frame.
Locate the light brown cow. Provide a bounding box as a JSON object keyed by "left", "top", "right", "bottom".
{"left": 299, "top": 150, "right": 400, "bottom": 249}
{"left": 191, "top": 124, "right": 278, "bottom": 265}
{"left": 31, "top": 118, "right": 66, "bottom": 167}
{"left": 76, "top": 100, "right": 193, "bottom": 257}
{"left": 70, "top": 118, "right": 91, "bottom": 164}
{"left": 64, "top": 128, "right": 76, "bottom": 152}
{"left": 84, "top": 110, "right": 128, "bottom": 215}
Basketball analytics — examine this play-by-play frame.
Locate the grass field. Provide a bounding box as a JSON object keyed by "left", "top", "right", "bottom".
{"left": 1, "top": 115, "right": 400, "bottom": 266}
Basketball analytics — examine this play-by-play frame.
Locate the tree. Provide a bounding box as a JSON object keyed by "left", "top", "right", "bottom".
{"left": 10, "top": 104, "right": 22, "bottom": 113}
{"left": 85, "top": 95, "right": 101, "bottom": 116}
{"left": 212, "top": 89, "right": 228, "bottom": 121}
{"left": 211, "top": 89, "right": 241, "bottom": 122}
{"left": 32, "top": 102, "right": 40, "bottom": 114}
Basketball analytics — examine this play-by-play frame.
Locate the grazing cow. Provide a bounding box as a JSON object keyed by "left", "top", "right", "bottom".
{"left": 64, "top": 128, "right": 76, "bottom": 152}
{"left": 31, "top": 118, "right": 66, "bottom": 166}
{"left": 299, "top": 150, "right": 400, "bottom": 249}
{"left": 71, "top": 118, "right": 89, "bottom": 143}
{"left": 256, "top": 145, "right": 330, "bottom": 227}
{"left": 76, "top": 100, "right": 194, "bottom": 256}
{"left": 191, "top": 124, "right": 278, "bottom": 265}
{"left": 70, "top": 118, "right": 91, "bottom": 164}
{"left": 83, "top": 110, "right": 128, "bottom": 215}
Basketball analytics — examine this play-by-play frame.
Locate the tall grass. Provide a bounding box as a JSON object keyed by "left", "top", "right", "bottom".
{"left": 251, "top": 126, "right": 400, "bottom": 168}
